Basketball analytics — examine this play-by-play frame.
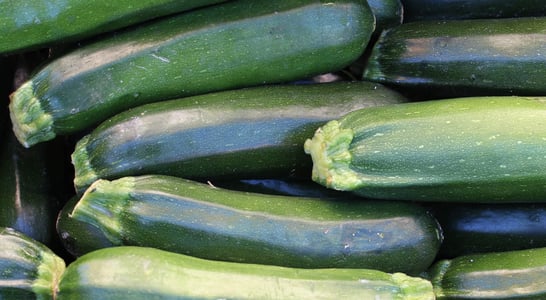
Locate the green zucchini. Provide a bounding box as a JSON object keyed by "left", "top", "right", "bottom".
{"left": 0, "top": 0, "right": 229, "bottom": 54}
{"left": 59, "top": 174, "right": 443, "bottom": 275}
{"left": 0, "top": 227, "right": 65, "bottom": 299}
{"left": 56, "top": 246, "right": 435, "bottom": 300}
{"left": 0, "top": 129, "right": 66, "bottom": 248}
{"left": 216, "top": 178, "right": 350, "bottom": 198}
{"left": 9, "top": 0, "right": 375, "bottom": 148}
{"left": 427, "top": 247, "right": 546, "bottom": 299}
{"left": 368, "top": 0, "right": 403, "bottom": 32}
{"left": 363, "top": 17, "right": 546, "bottom": 99}
{"left": 71, "top": 81, "right": 406, "bottom": 193}
{"left": 402, "top": 0, "right": 546, "bottom": 22}
{"left": 430, "top": 203, "right": 546, "bottom": 258}
{"left": 304, "top": 96, "right": 546, "bottom": 203}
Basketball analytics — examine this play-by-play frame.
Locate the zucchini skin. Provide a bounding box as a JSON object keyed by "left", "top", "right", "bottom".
{"left": 9, "top": 0, "right": 375, "bottom": 147}
{"left": 304, "top": 96, "right": 546, "bottom": 203}
{"left": 71, "top": 81, "right": 406, "bottom": 193}
{"left": 0, "top": 227, "right": 65, "bottom": 299}
{"left": 0, "top": 0, "right": 229, "bottom": 54}
{"left": 0, "top": 128, "right": 65, "bottom": 248}
{"left": 363, "top": 17, "right": 546, "bottom": 99}
{"left": 427, "top": 247, "right": 546, "bottom": 299}
{"left": 56, "top": 246, "right": 435, "bottom": 300}
{"left": 431, "top": 203, "right": 546, "bottom": 258}
{"left": 59, "top": 175, "right": 443, "bottom": 275}
{"left": 367, "top": 0, "right": 403, "bottom": 32}
{"left": 402, "top": 0, "right": 546, "bottom": 22}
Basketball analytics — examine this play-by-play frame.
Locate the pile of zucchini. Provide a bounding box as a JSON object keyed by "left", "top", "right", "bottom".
{"left": 1, "top": 0, "right": 546, "bottom": 299}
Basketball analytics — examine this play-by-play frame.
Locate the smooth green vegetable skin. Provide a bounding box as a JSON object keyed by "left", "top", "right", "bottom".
{"left": 0, "top": 0, "right": 229, "bottom": 54}
{"left": 363, "top": 17, "right": 546, "bottom": 98}
{"left": 402, "top": 0, "right": 546, "bottom": 22}
{"left": 71, "top": 81, "right": 406, "bottom": 193}
{"left": 9, "top": 0, "right": 375, "bottom": 148}
{"left": 367, "top": 0, "right": 403, "bottom": 32}
{"left": 0, "top": 227, "right": 65, "bottom": 299}
{"left": 428, "top": 247, "right": 546, "bottom": 299}
{"left": 56, "top": 246, "right": 435, "bottom": 300}
{"left": 304, "top": 96, "right": 546, "bottom": 202}
{"left": 60, "top": 175, "right": 442, "bottom": 275}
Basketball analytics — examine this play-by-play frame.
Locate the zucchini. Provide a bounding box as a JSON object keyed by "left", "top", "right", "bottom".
{"left": 431, "top": 203, "right": 546, "bottom": 258}
{"left": 0, "top": 129, "right": 66, "bottom": 248}
{"left": 304, "top": 96, "right": 546, "bottom": 203}
{"left": 363, "top": 17, "right": 546, "bottom": 99}
{"left": 427, "top": 247, "right": 546, "bottom": 299}
{"left": 59, "top": 174, "right": 443, "bottom": 275}
{"left": 368, "top": 0, "right": 403, "bottom": 32}
{"left": 0, "top": 0, "right": 229, "bottom": 54}
{"left": 216, "top": 178, "right": 350, "bottom": 198}
{"left": 402, "top": 0, "right": 546, "bottom": 22}
{"left": 9, "top": 0, "right": 375, "bottom": 147}
{"left": 0, "top": 227, "right": 65, "bottom": 299}
{"left": 56, "top": 246, "right": 435, "bottom": 300}
{"left": 71, "top": 81, "right": 406, "bottom": 193}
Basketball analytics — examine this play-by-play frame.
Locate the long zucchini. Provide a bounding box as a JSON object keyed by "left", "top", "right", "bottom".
{"left": 363, "top": 17, "right": 546, "bottom": 99}
{"left": 71, "top": 81, "right": 406, "bottom": 193}
{"left": 9, "top": 0, "right": 375, "bottom": 147}
{"left": 402, "top": 0, "right": 546, "bottom": 22}
{"left": 304, "top": 96, "right": 546, "bottom": 202}
{"left": 0, "top": 227, "right": 65, "bottom": 299}
{"left": 431, "top": 203, "right": 546, "bottom": 258}
{"left": 56, "top": 246, "right": 435, "bottom": 300}
{"left": 427, "top": 247, "right": 546, "bottom": 299}
{"left": 0, "top": 0, "right": 229, "bottom": 55}
{"left": 58, "top": 174, "right": 443, "bottom": 275}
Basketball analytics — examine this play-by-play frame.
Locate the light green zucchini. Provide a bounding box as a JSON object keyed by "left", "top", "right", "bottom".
{"left": 304, "top": 96, "right": 546, "bottom": 202}
{"left": 56, "top": 246, "right": 435, "bottom": 300}
{"left": 9, "top": 0, "right": 375, "bottom": 147}
{"left": 0, "top": 0, "right": 229, "bottom": 54}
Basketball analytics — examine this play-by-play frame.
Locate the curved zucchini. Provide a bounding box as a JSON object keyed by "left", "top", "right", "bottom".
{"left": 304, "top": 96, "right": 546, "bottom": 203}
{"left": 59, "top": 174, "right": 443, "bottom": 275}
{"left": 0, "top": 0, "right": 229, "bottom": 55}
{"left": 368, "top": 0, "right": 403, "bottom": 32}
{"left": 56, "top": 246, "right": 434, "bottom": 300}
{"left": 363, "top": 17, "right": 546, "bottom": 99}
{"left": 216, "top": 178, "right": 351, "bottom": 198}
{"left": 431, "top": 203, "right": 546, "bottom": 258}
{"left": 9, "top": 0, "right": 375, "bottom": 148}
{"left": 0, "top": 227, "right": 65, "bottom": 299}
{"left": 402, "top": 0, "right": 546, "bottom": 22}
{"left": 71, "top": 81, "right": 406, "bottom": 193}
{"left": 427, "top": 247, "right": 546, "bottom": 299}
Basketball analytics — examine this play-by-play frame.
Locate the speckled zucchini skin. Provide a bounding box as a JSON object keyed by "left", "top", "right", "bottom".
{"left": 56, "top": 246, "right": 435, "bottom": 300}
{"left": 0, "top": 0, "right": 228, "bottom": 54}
{"left": 304, "top": 96, "right": 546, "bottom": 202}
{"left": 71, "top": 81, "right": 406, "bottom": 193}
{"left": 58, "top": 175, "right": 443, "bottom": 275}
{"left": 9, "top": 0, "right": 375, "bottom": 147}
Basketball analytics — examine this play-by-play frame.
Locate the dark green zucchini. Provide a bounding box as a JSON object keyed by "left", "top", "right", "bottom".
{"left": 431, "top": 203, "right": 546, "bottom": 259}
{"left": 427, "top": 247, "right": 546, "bottom": 299}
{"left": 363, "top": 17, "right": 546, "bottom": 99}
{"left": 71, "top": 81, "right": 406, "bottom": 193}
{"left": 9, "top": 0, "right": 375, "bottom": 147}
{"left": 0, "top": 0, "right": 229, "bottom": 54}
{"left": 368, "top": 0, "right": 403, "bottom": 32}
{"left": 0, "top": 227, "right": 65, "bottom": 299}
{"left": 0, "top": 129, "right": 66, "bottom": 248}
{"left": 216, "top": 178, "right": 351, "bottom": 198}
{"left": 304, "top": 96, "right": 546, "bottom": 203}
{"left": 56, "top": 246, "right": 435, "bottom": 300}
{"left": 402, "top": 0, "right": 546, "bottom": 22}
{"left": 59, "top": 174, "right": 443, "bottom": 275}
